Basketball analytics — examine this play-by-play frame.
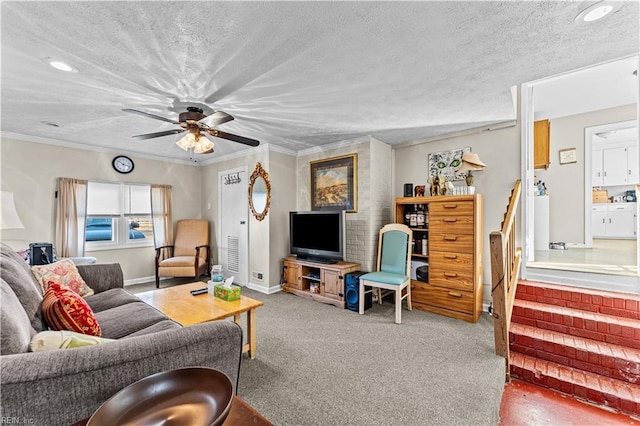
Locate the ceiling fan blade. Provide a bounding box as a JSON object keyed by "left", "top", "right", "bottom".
{"left": 198, "top": 111, "right": 234, "bottom": 128}
{"left": 209, "top": 130, "right": 260, "bottom": 147}
{"left": 132, "top": 129, "right": 185, "bottom": 140}
{"left": 123, "top": 108, "right": 180, "bottom": 125}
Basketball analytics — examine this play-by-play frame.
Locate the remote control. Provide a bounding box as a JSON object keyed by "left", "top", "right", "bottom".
{"left": 190, "top": 288, "right": 208, "bottom": 296}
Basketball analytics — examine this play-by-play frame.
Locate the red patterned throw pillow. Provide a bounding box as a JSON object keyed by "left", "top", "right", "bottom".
{"left": 42, "top": 282, "right": 101, "bottom": 336}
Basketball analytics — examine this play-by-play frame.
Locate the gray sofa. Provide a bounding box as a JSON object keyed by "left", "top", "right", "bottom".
{"left": 0, "top": 243, "right": 243, "bottom": 424}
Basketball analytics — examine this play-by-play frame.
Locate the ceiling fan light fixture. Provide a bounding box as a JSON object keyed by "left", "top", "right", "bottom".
{"left": 176, "top": 132, "right": 196, "bottom": 150}
{"left": 43, "top": 57, "right": 78, "bottom": 73}
{"left": 574, "top": 1, "right": 620, "bottom": 23}
{"left": 194, "top": 137, "right": 214, "bottom": 154}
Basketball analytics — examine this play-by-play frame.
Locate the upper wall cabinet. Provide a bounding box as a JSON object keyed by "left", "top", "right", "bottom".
{"left": 534, "top": 119, "right": 550, "bottom": 170}
{"left": 593, "top": 139, "right": 638, "bottom": 187}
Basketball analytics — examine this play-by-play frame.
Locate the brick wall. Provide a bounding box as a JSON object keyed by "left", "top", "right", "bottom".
{"left": 296, "top": 136, "right": 393, "bottom": 272}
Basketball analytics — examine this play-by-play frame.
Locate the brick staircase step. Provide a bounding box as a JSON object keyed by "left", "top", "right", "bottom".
{"left": 516, "top": 281, "right": 640, "bottom": 320}
{"left": 510, "top": 322, "right": 640, "bottom": 385}
{"left": 512, "top": 299, "right": 640, "bottom": 349}
{"left": 510, "top": 352, "right": 640, "bottom": 417}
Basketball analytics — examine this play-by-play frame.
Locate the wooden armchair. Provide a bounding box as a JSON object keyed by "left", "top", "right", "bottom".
{"left": 155, "top": 219, "right": 210, "bottom": 288}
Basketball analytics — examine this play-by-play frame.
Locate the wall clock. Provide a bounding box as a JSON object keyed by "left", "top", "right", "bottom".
{"left": 112, "top": 155, "right": 134, "bottom": 174}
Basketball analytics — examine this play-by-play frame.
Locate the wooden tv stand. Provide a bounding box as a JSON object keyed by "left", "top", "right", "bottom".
{"left": 282, "top": 257, "right": 360, "bottom": 308}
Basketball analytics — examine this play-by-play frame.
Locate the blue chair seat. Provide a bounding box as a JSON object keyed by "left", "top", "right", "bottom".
{"left": 360, "top": 271, "right": 408, "bottom": 286}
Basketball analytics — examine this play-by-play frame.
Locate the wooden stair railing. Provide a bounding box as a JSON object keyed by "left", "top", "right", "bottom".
{"left": 490, "top": 179, "right": 522, "bottom": 381}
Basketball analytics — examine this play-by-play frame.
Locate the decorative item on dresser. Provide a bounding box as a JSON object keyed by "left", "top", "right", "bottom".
{"left": 395, "top": 194, "right": 484, "bottom": 322}
{"left": 458, "top": 152, "right": 487, "bottom": 187}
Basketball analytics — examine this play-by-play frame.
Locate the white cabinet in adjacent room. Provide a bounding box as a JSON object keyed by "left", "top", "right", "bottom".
{"left": 628, "top": 144, "right": 638, "bottom": 184}
{"left": 603, "top": 147, "right": 629, "bottom": 186}
{"left": 592, "top": 148, "right": 604, "bottom": 187}
{"left": 592, "top": 203, "right": 636, "bottom": 239}
{"left": 591, "top": 205, "right": 607, "bottom": 237}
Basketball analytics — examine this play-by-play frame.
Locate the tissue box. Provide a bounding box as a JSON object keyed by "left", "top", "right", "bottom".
{"left": 214, "top": 284, "right": 241, "bottom": 301}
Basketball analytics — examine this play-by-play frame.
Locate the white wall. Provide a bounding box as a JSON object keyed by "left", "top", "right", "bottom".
{"left": 0, "top": 136, "right": 202, "bottom": 282}
{"left": 538, "top": 104, "right": 636, "bottom": 243}
{"left": 200, "top": 146, "right": 297, "bottom": 292}
{"left": 393, "top": 125, "right": 522, "bottom": 304}
{"left": 268, "top": 151, "right": 298, "bottom": 289}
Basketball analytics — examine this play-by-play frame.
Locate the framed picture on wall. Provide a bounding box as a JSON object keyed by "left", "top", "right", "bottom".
{"left": 559, "top": 148, "right": 577, "bottom": 165}
{"left": 310, "top": 154, "right": 357, "bottom": 212}
{"left": 428, "top": 147, "right": 471, "bottom": 181}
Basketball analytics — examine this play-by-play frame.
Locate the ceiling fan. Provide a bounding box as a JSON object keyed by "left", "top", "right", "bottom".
{"left": 123, "top": 106, "right": 259, "bottom": 154}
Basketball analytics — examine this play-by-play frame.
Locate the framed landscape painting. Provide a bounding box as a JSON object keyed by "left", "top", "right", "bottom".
{"left": 310, "top": 154, "right": 357, "bottom": 212}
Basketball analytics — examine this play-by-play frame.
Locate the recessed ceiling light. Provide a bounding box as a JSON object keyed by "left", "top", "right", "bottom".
{"left": 40, "top": 121, "right": 61, "bottom": 127}
{"left": 42, "top": 57, "right": 78, "bottom": 73}
{"left": 575, "top": 1, "right": 621, "bottom": 23}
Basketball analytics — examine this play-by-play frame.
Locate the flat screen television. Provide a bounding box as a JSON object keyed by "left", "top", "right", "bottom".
{"left": 289, "top": 210, "right": 346, "bottom": 263}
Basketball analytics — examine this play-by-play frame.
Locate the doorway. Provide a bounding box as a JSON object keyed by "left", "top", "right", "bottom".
{"left": 218, "top": 166, "right": 249, "bottom": 286}
{"left": 522, "top": 56, "right": 640, "bottom": 291}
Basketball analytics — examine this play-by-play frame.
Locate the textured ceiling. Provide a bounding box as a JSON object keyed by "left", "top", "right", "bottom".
{"left": 1, "top": 1, "right": 638, "bottom": 163}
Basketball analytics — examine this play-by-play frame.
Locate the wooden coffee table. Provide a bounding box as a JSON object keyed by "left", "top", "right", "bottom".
{"left": 136, "top": 282, "right": 264, "bottom": 359}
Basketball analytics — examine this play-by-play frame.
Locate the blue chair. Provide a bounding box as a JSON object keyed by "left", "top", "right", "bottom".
{"left": 359, "top": 223, "right": 413, "bottom": 324}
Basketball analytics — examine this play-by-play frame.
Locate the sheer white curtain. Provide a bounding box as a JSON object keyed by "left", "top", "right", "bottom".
{"left": 151, "top": 184, "right": 173, "bottom": 260}
{"left": 55, "top": 178, "right": 88, "bottom": 257}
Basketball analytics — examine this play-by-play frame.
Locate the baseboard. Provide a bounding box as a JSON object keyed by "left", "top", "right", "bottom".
{"left": 246, "top": 282, "right": 282, "bottom": 294}
{"left": 124, "top": 276, "right": 166, "bottom": 286}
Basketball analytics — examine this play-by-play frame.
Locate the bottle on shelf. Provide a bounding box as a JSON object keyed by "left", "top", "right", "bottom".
{"left": 422, "top": 236, "right": 428, "bottom": 255}
{"left": 416, "top": 204, "right": 425, "bottom": 228}
{"left": 404, "top": 208, "right": 412, "bottom": 227}
{"left": 409, "top": 204, "right": 418, "bottom": 228}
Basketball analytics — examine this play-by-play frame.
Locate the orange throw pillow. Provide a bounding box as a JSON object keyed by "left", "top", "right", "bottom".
{"left": 42, "top": 282, "right": 101, "bottom": 336}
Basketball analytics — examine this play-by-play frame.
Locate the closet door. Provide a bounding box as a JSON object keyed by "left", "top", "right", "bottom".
{"left": 218, "top": 167, "right": 248, "bottom": 286}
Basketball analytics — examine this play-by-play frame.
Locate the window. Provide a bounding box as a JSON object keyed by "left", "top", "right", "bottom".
{"left": 85, "top": 182, "right": 153, "bottom": 250}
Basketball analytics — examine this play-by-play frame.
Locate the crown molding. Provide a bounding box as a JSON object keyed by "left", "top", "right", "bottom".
{"left": 0, "top": 131, "right": 199, "bottom": 166}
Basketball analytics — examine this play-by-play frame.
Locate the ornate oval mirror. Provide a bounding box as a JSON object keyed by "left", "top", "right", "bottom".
{"left": 249, "top": 162, "right": 271, "bottom": 221}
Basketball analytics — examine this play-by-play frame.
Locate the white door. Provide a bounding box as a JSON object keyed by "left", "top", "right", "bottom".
{"left": 592, "top": 207, "right": 607, "bottom": 237}
{"left": 218, "top": 167, "right": 249, "bottom": 286}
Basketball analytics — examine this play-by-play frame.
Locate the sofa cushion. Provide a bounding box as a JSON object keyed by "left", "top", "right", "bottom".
{"left": 121, "top": 320, "right": 182, "bottom": 338}
{"left": 42, "top": 283, "right": 101, "bottom": 336}
{"left": 29, "top": 330, "right": 114, "bottom": 352}
{"left": 0, "top": 279, "right": 35, "bottom": 355}
{"left": 32, "top": 259, "right": 94, "bottom": 297}
{"left": 0, "top": 243, "right": 45, "bottom": 332}
{"left": 95, "top": 302, "right": 169, "bottom": 339}
{"left": 84, "top": 288, "right": 140, "bottom": 313}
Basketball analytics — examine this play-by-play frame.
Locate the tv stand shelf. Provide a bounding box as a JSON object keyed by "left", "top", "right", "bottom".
{"left": 283, "top": 257, "right": 360, "bottom": 308}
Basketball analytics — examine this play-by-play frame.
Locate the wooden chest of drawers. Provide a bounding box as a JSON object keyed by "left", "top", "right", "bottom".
{"left": 395, "top": 195, "right": 483, "bottom": 322}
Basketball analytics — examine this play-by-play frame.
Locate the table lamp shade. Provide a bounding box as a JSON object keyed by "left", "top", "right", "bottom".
{"left": 459, "top": 153, "right": 487, "bottom": 172}
{"left": 1, "top": 191, "right": 25, "bottom": 229}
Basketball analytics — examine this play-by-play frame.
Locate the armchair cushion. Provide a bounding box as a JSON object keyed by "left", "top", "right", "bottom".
{"left": 159, "top": 255, "right": 208, "bottom": 268}
{"left": 173, "top": 220, "right": 209, "bottom": 257}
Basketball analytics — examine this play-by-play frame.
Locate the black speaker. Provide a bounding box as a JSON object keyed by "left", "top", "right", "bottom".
{"left": 29, "top": 242, "right": 53, "bottom": 266}
{"left": 345, "top": 271, "right": 372, "bottom": 312}
{"left": 403, "top": 183, "right": 413, "bottom": 197}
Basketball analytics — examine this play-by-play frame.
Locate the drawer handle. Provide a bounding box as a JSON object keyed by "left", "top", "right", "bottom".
{"left": 448, "top": 291, "right": 462, "bottom": 298}
{"left": 444, "top": 254, "right": 458, "bottom": 259}
{"left": 443, "top": 218, "right": 457, "bottom": 223}
{"left": 443, "top": 204, "right": 458, "bottom": 209}
{"left": 444, "top": 272, "right": 458, "bottom": 278}
{"left": 443, "top": 236, "right": 458, "bottom": 241}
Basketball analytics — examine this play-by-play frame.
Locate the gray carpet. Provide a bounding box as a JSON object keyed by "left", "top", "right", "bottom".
{"left": 128, "top": 281, "right": 505, "bottom": 425}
